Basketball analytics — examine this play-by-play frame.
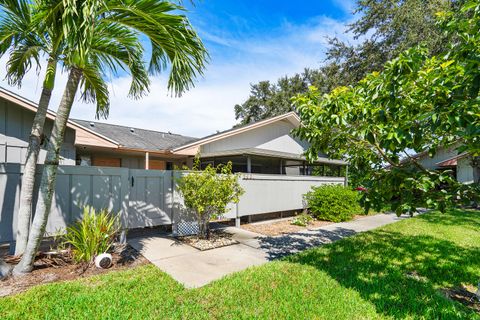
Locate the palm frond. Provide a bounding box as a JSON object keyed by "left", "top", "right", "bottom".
{"left": 5, "top": 43, "right": 41, "bottom": 86}
{"left": 80, "top": 63, "right": 110, "bottom": 119}
{"left": 102, "top": 0, "right": 208, "bottom": 96}
{"left": 91, "top": 21, "right": 150, "bottom": 99}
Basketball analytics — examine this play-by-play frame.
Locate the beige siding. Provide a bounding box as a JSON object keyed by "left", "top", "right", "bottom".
{"left": 75, "top": 127, "right": 118, "bottom": 148}
{"left": 201, "top": 119, "right": 309, "bottom": 155}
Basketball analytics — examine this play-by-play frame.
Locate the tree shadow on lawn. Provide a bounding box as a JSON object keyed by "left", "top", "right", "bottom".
{"left": 416, "top": 208, "right": 480, "bottom": 229}
{"left": 286, "top": 229, "right": 480, "bottom": 319}
{"left": 258, "top": 227, "right": 357, "bottom": 260}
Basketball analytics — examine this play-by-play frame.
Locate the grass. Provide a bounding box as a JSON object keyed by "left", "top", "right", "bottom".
{"left": 1, "top": 209, "right": 479, "bottom": 319}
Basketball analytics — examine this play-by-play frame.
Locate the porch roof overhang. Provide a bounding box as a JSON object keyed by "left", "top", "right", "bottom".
{"left": 436, "top": 152, "right": 469, "bottom": 167}
{"left": 199, "top": 148, "right": 347, "bottom": 165}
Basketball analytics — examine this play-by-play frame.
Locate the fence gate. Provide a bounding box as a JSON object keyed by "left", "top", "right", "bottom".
{"left": 127, "top": 169, "right": 173, "bottom": 229}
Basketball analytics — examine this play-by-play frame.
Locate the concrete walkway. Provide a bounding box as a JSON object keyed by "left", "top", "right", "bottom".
{"left": 129, "top": 213, "right": 409, "bottom": 288}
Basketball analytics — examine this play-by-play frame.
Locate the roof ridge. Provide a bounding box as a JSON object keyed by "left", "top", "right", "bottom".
{"left": 71, "top": 118, "right": 197, "bottom": 139}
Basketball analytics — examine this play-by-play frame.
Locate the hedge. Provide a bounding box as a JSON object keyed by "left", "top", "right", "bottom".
{"left": 304, "top": 184, "right": 362, "bottom": 222}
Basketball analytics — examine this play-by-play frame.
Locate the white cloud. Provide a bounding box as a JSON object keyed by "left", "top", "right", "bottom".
{"left": 0, "top": 13, "right": 354, "bottom": 138}
{"left": 331, "top": 0, "right": 357, "bottom": 14}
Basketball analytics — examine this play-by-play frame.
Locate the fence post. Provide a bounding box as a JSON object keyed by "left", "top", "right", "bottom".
{"left": 235, "top": 202, "right": 240, "bottom": 228}
{"left": 119, "top": 168, "right": 130, "bottom": 243}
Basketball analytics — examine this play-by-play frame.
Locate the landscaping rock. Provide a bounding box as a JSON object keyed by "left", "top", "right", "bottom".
{"left": 178, "top": 231, "right": 238, "bottom": 251}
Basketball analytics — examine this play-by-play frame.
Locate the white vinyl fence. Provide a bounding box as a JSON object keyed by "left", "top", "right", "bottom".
{"left": 0, "top": 164, "right": 345, "bottom": 243}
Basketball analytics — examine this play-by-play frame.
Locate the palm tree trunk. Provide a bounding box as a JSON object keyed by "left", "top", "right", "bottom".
{"left": 13, "top": 68, "right": 82, "bottom": 275}
{"left": 15, "top": 59, "right": 57, "bottom": 256}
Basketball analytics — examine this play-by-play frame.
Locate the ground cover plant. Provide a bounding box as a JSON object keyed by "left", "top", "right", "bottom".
{"left": 1, "top": 209, "right": 478, "bottom": 319}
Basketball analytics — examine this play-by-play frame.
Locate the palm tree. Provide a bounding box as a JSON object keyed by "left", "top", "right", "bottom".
{"left": 13, "top": 0, "right": 207, "bottom": 274}
{"left": 0, "top": 0, "right": 64, "bottom": 255}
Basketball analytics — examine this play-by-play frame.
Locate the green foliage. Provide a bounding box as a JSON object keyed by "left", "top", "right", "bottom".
{"left": 295, "top": 1, "right": 480, "bottom": 214}
{"left": 61, "top": 206, "right": 120, "bottom": 263}
{"left": 1, "top": 209, "right": 478, "bottom": 319}
{"left": 3, "top": 0, "right": 209, "bottom": 118}
{"left": 176, "top": 158, "right": 244, "bottom": 238}
{"left": 233, "top": 0, "right": 452, "bottom": 125}
{"left": 304, "top": 185, "right": 362, "bottom": 222}
{"left": 290, "top": 213, "right": 313, "bottom": 227}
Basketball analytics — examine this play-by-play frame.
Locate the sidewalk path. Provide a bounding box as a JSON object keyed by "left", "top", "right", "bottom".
{"left": 129, "top": 213, "right": 410, "bottom": 288}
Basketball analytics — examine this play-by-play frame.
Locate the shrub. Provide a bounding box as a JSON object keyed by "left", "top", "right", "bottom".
{"left": 61, "top": 206, "right": 120, "bottom": 263}
{"left": 176, "top": 158, "right": 244, "bottom": 239}
{"left": 291, "top": 213, "right": 313, "bottom": 227}
{"left": 304, "top": 185, "right": 362, "bottom": 222}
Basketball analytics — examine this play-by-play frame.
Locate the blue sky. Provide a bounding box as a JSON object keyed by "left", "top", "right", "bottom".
{"left": 0, "top": 0, "right": 356, "bottom": 137}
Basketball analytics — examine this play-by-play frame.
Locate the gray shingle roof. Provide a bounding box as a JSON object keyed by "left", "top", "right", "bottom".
{"left": 72, "top": 119, "right": 198, "bottom": 151}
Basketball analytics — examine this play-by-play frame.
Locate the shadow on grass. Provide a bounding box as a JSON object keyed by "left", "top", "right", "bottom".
{"left": 416, "top": 208, "right": 480, "bottom": 228}
{"left": 258, "top": 227, "right": 357, "bottom": 260}
{"left": 286, "top": 228, "right": 480, "bottom": 319}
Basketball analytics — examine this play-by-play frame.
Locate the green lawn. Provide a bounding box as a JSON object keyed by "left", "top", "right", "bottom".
{"left": 1, "top": 209, "right": 479, "bottom": 319}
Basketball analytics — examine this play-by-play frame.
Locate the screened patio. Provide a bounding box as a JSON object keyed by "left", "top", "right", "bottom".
{"left": 198, "top": 148, "right": 347, "bottom": 177}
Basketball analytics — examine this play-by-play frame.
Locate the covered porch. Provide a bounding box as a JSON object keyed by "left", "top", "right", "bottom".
{"left": 198, "top": 148, "right": 347, "bottom": 178}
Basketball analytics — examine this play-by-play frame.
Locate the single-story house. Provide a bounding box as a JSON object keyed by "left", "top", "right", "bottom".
{"left": 413, "top": 144, "right": 478, "bottom": 184}
{"left": 0, "top": 87, "right": 348, "bottom": 243}
{"left": 0, "top": 87, "right": 347, "bottom": 177}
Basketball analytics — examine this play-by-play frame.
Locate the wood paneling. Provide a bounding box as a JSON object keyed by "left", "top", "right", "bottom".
{"left": 149, "top": 159, "right": 166, "bottom": 170}
{"left": 92, "top": 157, "right": 121, "bottom": 167}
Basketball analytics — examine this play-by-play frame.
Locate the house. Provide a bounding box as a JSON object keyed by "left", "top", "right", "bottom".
{"left": 413, "top": 144, "right": 478, "bottom": 184}
{"left": 174, "top": 112, "right": 347, "bottom": 176}
{"left": 0, "top": 87, "right": 347, "bottom": 177}
{"left": 0, "top": 87, "right": 196, "bottom": 170}
{"left": 0, "top": 87, "right": 348, "bottom": 243}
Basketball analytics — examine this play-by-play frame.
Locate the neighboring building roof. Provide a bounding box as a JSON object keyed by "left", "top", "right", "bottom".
{"left": 173, "top": 112, "right": 301, "bottom": 153}
{"left": 436, "top": 152, "right": 469, "bottom": 167}
{"left": 200, "top": 148, "right": 347, "bottom": 165}
{"left": 71, "top": 119, "right": 198, "bottom": 151}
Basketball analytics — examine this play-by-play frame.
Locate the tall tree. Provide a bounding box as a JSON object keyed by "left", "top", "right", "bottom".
{"left": 13, "top": 0, "right": 207, "bottom": 274}
{"left": 294, "top": 1, "right": 479, "bottom": 214}
{"left": 234, "top": 0, "right": 455, "bottom": 125}
{"left": 0, "top": 0, "right": 64, "bottom": 255}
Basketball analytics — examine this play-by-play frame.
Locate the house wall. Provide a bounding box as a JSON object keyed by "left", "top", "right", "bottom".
{"left": 0, "top": 98, "right": 76, "bottom": 165}
{"left": 457, "top": 156, "right": 474, "bottom": 184}
{"left": 201, "top": 120, "right": 310, "bottom": 155}
{"left": 416, "top": 146, "right": 458, "bottom": 170}
{"left": 76, "top": 150, "right": 185, "bottom": 170}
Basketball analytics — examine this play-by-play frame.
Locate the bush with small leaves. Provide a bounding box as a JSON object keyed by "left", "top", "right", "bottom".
{"left": 304, "top": 185, "right": 362, "bottom": 222}
{"left": 176, "top": 158, "right": 244, "bottom": 239}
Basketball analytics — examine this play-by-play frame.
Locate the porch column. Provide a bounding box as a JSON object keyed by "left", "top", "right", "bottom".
{"left": 145, "top": 152, "right": 149, "bottom": 170}
{"left": 247, "top": 156, "right": 252, "bottom": 173}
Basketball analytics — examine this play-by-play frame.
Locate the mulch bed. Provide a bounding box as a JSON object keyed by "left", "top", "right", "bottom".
{"left": 0, "top": 244, "right": 148, "bottom": 297}
{"left": 176, "top": 230, "right": 238, "bottom": 251}
{"left": 241, "top": 218, "right": 333, "bottom": 236}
